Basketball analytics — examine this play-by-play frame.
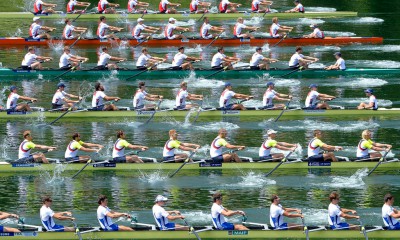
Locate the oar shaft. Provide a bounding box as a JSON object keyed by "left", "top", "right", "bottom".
{"left": 264, "top": 150, "right": 295, "bottom": 177}
{"left": 169, "top": 150, "right": 197, "bottom": 178}
{"left": 367, "top": 151, "right": 390, "bottom": 176}
{"left": 71, "top": 160, "right": 92, "bottom": 179}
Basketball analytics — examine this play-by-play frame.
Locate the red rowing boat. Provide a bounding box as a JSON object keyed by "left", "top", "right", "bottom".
{"left": 0, "top": 36, "right": 382, "bottom": 47}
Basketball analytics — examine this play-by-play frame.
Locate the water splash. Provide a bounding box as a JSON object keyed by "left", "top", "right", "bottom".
{"left": 39, "top": 164, "right": 67, "bottom": 185}
{"left": 10, "top": 28, "right": 23, "bottom": 37}
{"left": 345, "top": 45, "right": 400, "bottom": 52}
{"left": 324, "top": 31, "right": 356, "bottom": 37}
{"left": 138, "top": 170, "right": 168, "bottom": 183}
{"left": 307, "top": 7, "right": 336, "bottom": 12}
{"left": 194, "top": 122, "right": 240, "bottom": 131}
{"left": 320, "top": 78, "right": 388, "bottom": 88}
{"left": 347, "top": 60, "right": 400, "bottom": 68}
{"left": 351, "top": 17, "right": 384, "bottom": 24}
{"left": 183, "top": 211, "right": 212, "bottom": 224}
{"left": 314, "top": 168, "right": 368, "bottom": 189}
{"left": 238, "top": 172, "right": 276, "bottom": 187}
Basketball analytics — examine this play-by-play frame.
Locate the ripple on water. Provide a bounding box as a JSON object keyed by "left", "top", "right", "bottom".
{"left": 311, "top": 168, "right": 368, "bottom": 189}
{"left": 274, "top": 120, "right": 380, "bottom": 132}
{"left": 348, "top": 60, "right": 400, "bottom": 68}
{"left": 321, "top": 78, "right": 388, "bottom": 88}
{"left": 323, "top": 31, "right": 356, "bottom": 37}
{"left": 194, "top": 122, "right": 240, "bottom": 131}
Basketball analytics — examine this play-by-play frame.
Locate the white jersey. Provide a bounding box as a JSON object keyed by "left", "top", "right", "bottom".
{"left": 133, "top": 24, "right": 146, "bottom": 39}
{"left": 164, "top": 23, "right": 176, "bottom": 39}
{"left": 97, "top": 22, "right": 109, "bottom": 38}
{"left": 98, "top": 0, "right": 109, "bottom": 11}
{"left": 328, "top": 203, "right": 343, "bottom": 227}
{"left": 369, "top": 95, "right": 378, "bottom": 109}
{"left": 97, "top": 205, "right": 115, "bottom": 230}
{"left": 270, "top": 204, "right": 285, "bottom": 228}
{"left": 163, "top": 139, "right": 180, "bottom": 157}
{"left": 259, "top": 139, "right": 277, "bottom": 157}
{"left": 305, "top": 90, "right": 319, "bottom": 107}
{"left": 219, "top": 89, "right": 235, "bottom": 108}
{"left": 250, "top": 52, "right": 265, "bottom": 67}
{"left": 128, "top": 0, "right": 138, "bottom": 12}
{"left": 263, "top": 89, "right": 277, "bottom": 106}
{"left": 18, "top": 140, "right": 34, "bottom": 159}
{"left": 335, "top": 58, "right": 346, "bottom": 70}
{"left": 67, "top": 0, "right": 77, "bottom": 12}
{"left": 40, "top": 205, "right": 57, "bottom": 231}
{"left": 52, "top": 90, "right": 67, "bottom": 105}
{"left": 97, "top": 52, "right": 111, "bottom": 66}
{"left": 200, "top": 23, "right": 212, "bottom": 39}
{"left": 30, "top": 23, "right": 42, "bottom": 39}
{"left": 313, "top": 28, "right": 324, "bottom": 38}
{"left": 307, "top": 137, "right": 323, "bottom": 157}
{"left": 176, "top": 89, "right": 188, "bottom": 107}
{"left": 219, "top": 0, "right": 231, "bottom": 11}
{"left": 210, "top": 137, "right": 227, "bottom": 158}
{"left": 112, "top": 138, "right": 128, "bottom": 158}
{"left": 211, "top": 52, "right": 226, "bottom": 67}
{"left": 190, "top": 0, "right": 199, "bottom": 11}
{"left": 288, "top": 52, "right": 304, "bottom": 67}
{"left": 34, "top": 0, "right": 44, "bottom": 12}
{"left": 234, "top": 23, "right": 246, "bottom": 36}
{"left": 270, "top": 23, "right": 280, "bottom": 38}
{"left": 133, "top": 89, "right": 147, "bottom": 107}
{"left": 211, "top": 203, "right": 227, "bottom": 229}
{"left": 382, "top": 204, "right": 399, "bottom": 228}
{"left": 6, "top": 92, "right": 20, "bottom": 109}
{"left": 160, "top": 0, "right": 170, "bottom": 11}
{"left": 356, "top": 139, "right": 373, "bottom": 158}
{"left": 152, "top": 204, "right": 170, "bottom": 230}
{"left": 59, "top": 53, "right": 72, "bottom": 68}
{"left": 252, "top": 0, "right": 261, "bottom": 10}
{"left": 64, "top": 140, "right": 83, "bottom": 158}
{"left": 63, "top": 24, "right": 75, "bottom": 39}
{"left": 136, "top": 53, "right": 151, "bottom": 67}
{"left": 21, "top": 52, "right": 38, "bottom": 67}
{"left": 92, "top": 91, "right": 106, "bottom": 107}
{"left": 172, "top": 52, "right": 187, "bottom": 67}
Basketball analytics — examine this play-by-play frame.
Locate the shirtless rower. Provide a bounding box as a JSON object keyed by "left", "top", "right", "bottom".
{"left": 132, "top": 18, "right": 159, "bottom": 40}
{"left": 63, "top": 18, "right": 87, "bottom": 40}
{"left": 305, "top": 84, "right": 336, "bottom": 110}
{"left": 259, "top": 130, "right": 297, "bottom": 161}
{"left": 65, "top": 132, "right": 103, "bottom": 163}
{"left": 67, "top": 0, "right": 90, "bottom": 14}
{"left": 285, "top": 0, "right": 304, "bottom": 13}
{"left": 59, "top": 46, "right": 88, "bottom": 70}
{"left": 288, "top": 46, "right": 318, "bottom": 69}
{"left": 270, "top": 17, "right": 292, "bottom": 38}
{"left": 95, "top": 47, "right": 126, "bottom": 70}
{"left": 164, "top": 18, "right": 190, "bottom": 40}
{"left": 153, "top": 195, "right": 189, "bottom": 230}
{"left": 210, "top": 128, "right": 245, "bottom": 163}
{"left": 6, "top": 86, "right": 37, "bottom": 113}
{"left": 190, "top": 0, "right": 211, "bottom": 13}
{"left": 200, "top": 17, "right": 224, "bottom": 39}
{"left": 220, "top": 82, "right": 253, "bottom": 110}
{"left": 133, "top": 81, "right": 163, "bottom": 110}
{"left": 219, "top": 0, "right": 241, "bottom": 13}
{"left": 304, "top": 24, "right": 324, "bottom": 39}
{"left": 128, "top": 0, "right": 149, "bottom": 14}
{"left": 40, "top": 196, "right": 75, "bottom": 232}
{"left": 159, "top": 0, "right": 181, "bottom": 14}
{"left": 21, "top": 47, "right": 53, "bottom": 70}
{"left": 175, "top": 81, "right": 203, "bottom": 110}
{"left": 112, "top": 130, "right": 148, "bottom": 163}
{"left": 325, "top": 52, "right": 346, "bottom": 71}
{"left": 163, "top": 129, "right": 200, "bottom": 163}
{"left": 16, "top": 130, "right": 56, "bottom": 164}
{"left": 262, "top": 82, "right": 291, "bottom": 109}
{"left": 308, "top": 130, "right": 343, "bottom": 162}
{"left": 0, "top": 211, "right": 20, "bottom": 233}
{"left": 33, "top": 0, "right": 57, "bottom": 14}
{"left": 211, "top": 47, "right": 240, "bottom": 70}
{"left": 382, "top": 193, "right": 400, "bottom": 230}
{"left": 30, "top": 17, "right": 56, "bottom": 40}
{"left": 270, "top": 194, "right": 304, "bottom": 229}
{"left": 51, "top": 82, "right": 81, "bottom": 109}
{"left": 358, "top": 88, "right": 378, "bottom": 110}
{"left": 171, "top": 47, "right": 201, "bottom": 70}
{"left": 211, "top": 192, "right": 248, "bottom": 230}
{"left": 250, "top": 47, "right": 278, "bottom": 70}
{"left": 98, "top": 0, "right": 119, "bottom": 14}
{"left": 234, "top": 17, "right": 259, "bottom": 39}
{"left": 328, "top": 191, "right": 360, "bottom": 230}
{"left": 92, "top": 82, "right": 120, "bottom": 111}
{"left": 251, "top": 0, "right": 272, "bottom": 13}
{"left": 356, "top": 130, "right": 391, "bottom": 160}
{"left": 97, "top": 195, "right": 133, "bottom": 231}
{"left": 97, "top": 16, "right": 123, "bottom": 40}
{"left": 136, "top": 48, "right": 166, "bottom": 70}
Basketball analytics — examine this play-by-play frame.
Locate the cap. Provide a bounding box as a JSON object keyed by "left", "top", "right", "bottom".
{"left": 154, "top": 195, "right": 168, "bottom": 202}
{"left": 225, "top": 82, "right": 232, "bottom": 87}
{"left": 333, "top": 52, "right": 342, "bottom": 57}
{"left": 137, "top": 18, "right": 144, "bottom": 22}
{"left": 267, "top": 81, "right": 275, "bottom": 86}
{"left": 57, "top": 82, "right": 66, "bottom": 88}
{"left": 33, "top": 17, "right": 40, "bottom": 21}
{"left": 267, "top": 129, "right": 277, "bottom": 135}
{"left": 169, "top": 17, "right": 176, "bottom": 22}
{"left": 10, "top": 85, "right": 17, "bottom": 91}
{"left": 256, "top": 47, "right": 263, "bottom": 51}
{"left": 309, "top": 24, "right": 317, "bottom": 28}
{"left": 364, "top": 88, "right": 373, "bottom": 93}
{"left": 309, "top": 84, "right": 318, "bottom": 88}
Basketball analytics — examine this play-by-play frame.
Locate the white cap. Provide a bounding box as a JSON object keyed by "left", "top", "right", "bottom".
{"left": 137, "top": 18, "right": 144, "bottom": 22}
{"left": 168, "top": 17, "right": 176, "bottom": 22}
{"left": 267, "top": 129, "right": 277, "bottom": 135}
{"left": 33, "top": 17, "right": 40, "bottom": 21}
{"left": 154, "top": 195, "right": 168, "bottom": 202}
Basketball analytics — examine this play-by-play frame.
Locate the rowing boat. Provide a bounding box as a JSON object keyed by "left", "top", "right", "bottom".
{"left": 0, "top": 11, "right": 358, "bottom": 20}
{"left": 0, "top": 36, "right": 382, "bottom": 47}
{"left": 2, "top": 68, "right": 399, "bottom": 79}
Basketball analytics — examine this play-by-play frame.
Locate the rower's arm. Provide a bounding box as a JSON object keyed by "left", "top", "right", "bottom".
{"left": 318, "top": 93, "right": 335, "bottom": 99}
{"left": 128, "top": 144, "right": 148, "bottom": 151}
{"left": 228, "top": 3, "right": 241, "bottom": 7}
{"left": 109, "top": 56, "right": 126, "bottom": 62}
{"left": 83, "top": 142, "right": 104, "bottom": 149}
{"left": 36, "top": 56, "right": 53, "bottom": 61}
{"left": 34, "top": 145, "right": 56, "bottom": 150}
{"left": 275, "top": 144, "right": 294, "bottom": 151}
{"left": 78, "top": 146, "right": 98, "bottom": 153}
{"left": 390, "top": 212, "right": 400, "bottom": 218}
{"left": 106, "top": 211, "right": 129, "bottom": 218}
{"left": 108, "top": 3, "right": 120, "bottom": 7}
{"left": 175, "top": 26, "right": 189, "bottom": 32}
{"left": 18, "top": 96, "right": 37, "bottom": 102}
{"left": 53, "top": 212, "right": 74, "bottom": 221}
{"left": 181, "top": 142, "right": 201, "bottom": 149}
{"left": 187, "top": 93, "right": 203, "bottom": 100}
{"left": 0, "top": 212, "right": 18, "bottom": 220}
{"left": 373, "top": 142, "right": 392, "bottom": 150}
{"left": 62, "top": 97, "right": 79, "bottom": 104}
{"left": 278, "top": 142, "right": 297, "bottom": 148}
{"left": 168, "top": 2, "right": 181, "bottom": 7}
{"left": 42, "top": 2, "right": 57, "bottom": 7}
{"left": 221, "top": 209, "right": 245, "bottom": 217}
{"left": 166, "top": 214, "right": 184, "bottom": 220}
{"left": 186, "top": 56, "right": 201, "bottom": 61}
{"left": 233, "top": 93, "right": 253, "bottom": 99}
{"left": 223, "top": 57, "right": 240, "bottom": 62}
{"left": 339, "top": 211, "right": 359, "bottom": 219}
{"left": 321, "top": 143, "right": 341, "bottom": 152}
{"left": 178, "top": 145, "right": 196, "bottom": 152}
{"left": 283, "top": 210, "right": 302, "bottom": 218}
{"left": 225, "top": 143, "right": 245, "bottom": 150}
{"left": 103, "top": 96, "right": 120, "bottom": 101}
{"left": 303, "top": 56, "right": 319, "bottom": 62}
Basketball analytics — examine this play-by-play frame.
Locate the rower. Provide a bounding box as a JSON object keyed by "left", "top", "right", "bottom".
{"left": 175, "top": 81, "right": 203, "bottom": 110}
{"left": 153, "top": 195, "right": 189, "bottom": 230}
{"left": 17, "top": 130, "right": 56, "bottom": 164}
{"left": 136, "top": 48, "right": 166, "bottom": 70}
{"left": 325, "top": 52, "right": 346, "bottom": 71}
{"left": 21, "top": 46, "right": 53, "bottom": 70}
{"left": 164, "top": 18, "right": 189, "bottom": 40}
{"left": 270, "top": 194, "right": 304, "bottom": 229}
{"left": 59, "top": 46, "right": 88, "bottom": 70}
{"left": 303, "top": 24, "right": 324, "bottom": 39}
{"left": 210, "top": 128, "right": 245, "bottom": 163}
{"left": 163, "top": 129, "right": 200, "bottom": 163}
{"left": 65, "top": 132, "right": 103, "bottom": 163}
{"left": 97, "top": 16, "right": 123, "bottom": 40}
{"left": 63, "top": 18, "right": 87, "bottom": 40}
{"left": 220, "top": 82, "right": 253, "bottom": 110}
{"left": 211, "top": 47, "right": 240, "bottom": 70}
{"left": 262, "top": 82, "right": 291, "bottom": 109}
{"left": 97, "top": 195, "right": 133, "bottom": 231}
{"left": 288, "top": 46, "right": 318, "bottom": 69}
{"left": 200, "top": 17, "right": 224, "bottom": 39}
{"left": 285, "top": 0, "right": 304, "bottom": 13}
{"left": 98, "top": 0, "right": 119, "bottom": 14}
{"left": 133, "top": 81, "right": 163, "bottom": 110}
{"left": 171, "top": 47, "right": 201, "bottom": 70}
{"left": 211, "top": 192, "right": 248, "bottom": 230}
{"left": 308, "top": 130, "right": 343, "bottom": 162}
{"left": 128, "top": 0, "right": 149, "bottom": 14}
{"left": 30, "top": 17, "right": 56, "bottom": 40}
{"left": 92, "top": 82, "right": 120, "bottom": 111}
{"left": 270, "top": 17, "right": 293, "bottom": 38}
{"left": 95, "top": 47, "right": 126, "bottom": 70}
{"left": 33, "top": 0, "right": 57, "bottom": 14}
{"left": 159, "top": 0, "right": 181, "bottom": 14}
{"left": 112, "top": 130, "right": 148, "bottom": 163}
{"left": 132, "top": 18, "right": 159, "bottom": 40}
{"left": 251, "top": 0, "right": 272, "bottom": 13}
{"left": 51, "top": 82, "right": 81, "bottom": 110}
{"left": 233, "top": 17, "right": 259, "bottom": 39}
{"left": 67, "top": 0, "right": 90, "bottom": 14}
{"left": 190, "top": 0, "right": 211, "bottom": 13}
{"left": 0, "top": 211, "right": 20, "bottom": 233}
{"left": 328, "top": 191, "right": 359, "bottom": 230}
{"left": 250, "top": 47, "right": 278, "bottom": 70}
{"left": 358, "top": 88, "right": 378, "bottom": 110}
{"left": 6, "top": 85, "right": 37, "bottom": 113}
{"left": 259, "top": 129, "right": 297, "bottom": 161}
{"left": 305, "top": 84, "right": 336, "bottom": 110}
{"left": 357, "top": 130, "right": 391, "bottom": 161}
{"left": 382, "top": 193, "right": 400, "bottom": 230}
{"left": 40, "top": 196, "right": 76, "bottom": 232}
{"left": 219, "top": 0, "right": 241, "bottom": 13}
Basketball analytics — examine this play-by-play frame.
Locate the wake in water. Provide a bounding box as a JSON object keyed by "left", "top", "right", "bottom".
{"left": 312, "top": 168, "right": 368, "bottom": 189}
{"left": 138, "top": 170, "right": 168, "bottom": 183}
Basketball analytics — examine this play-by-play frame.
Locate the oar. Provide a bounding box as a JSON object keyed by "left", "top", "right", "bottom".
{"left": 366, "top": 151, "right": 390, "bottom": 176}
{"left": 72, "top": 4, "right": 90, "bottom": 22}
{"left": 71, "top": 220, "right": 83, "bottom": 240}
{"left": 47, "top": 100, "right": 80, "bottom": 126}
{"left": 71, "top": 159, "right": 92, "bottom": 179}
{"left": 204, "top": 62, "right": 235, "bottom": 79}
{"left": 205, "top": 31, "right": 224, "bottom": 48}
{"left": 50, "top": 66, "right": 77, "bottom": 81}
{"left": 264, "top": 148, "right": 296, "bottom": 177}
{"left": 182, "top": 218, "right": 201, "bottom": 240}
{"left": 133, "top": 34, "right": 153, "bottom": 48}
{"left": 359, "top": 219, "right": 369, "bottom": 240}
{"left": 70, "top": 34, "right": 83, "bottom": 48}
{"left": 169, "top": 149, "right": 198, "bottom": 178}
{"left": 144, "top": 100, "right": 162, "bottom": 125}
{"left": 197, "top": 11, "right": 207, "bottom": 22}
{"left": 274, "top": 98, "right": 291, "bottom": 122}
{"left": 301, "top": 215, "right": 309, "bottom": 240}
{"left": 271, "top": 33, "right": 288, "bottom": 48}
{"left": 125, "top": 61, "right": 161, "bottom": 80}
{"left": 280, "top": 66, "right": 304, "bottom": 78}
{"left": 192, "top": 100, "right": 203, "bottom": 123}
